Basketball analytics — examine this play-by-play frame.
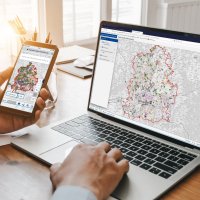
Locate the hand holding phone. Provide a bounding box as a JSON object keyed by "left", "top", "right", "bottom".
{"left": 0, "top": 41, "right": 58, "bottom": 117}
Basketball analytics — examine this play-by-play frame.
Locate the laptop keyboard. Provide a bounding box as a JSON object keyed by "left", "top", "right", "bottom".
{"left": 52, "top": 115, "right": 197, "bottom": 179}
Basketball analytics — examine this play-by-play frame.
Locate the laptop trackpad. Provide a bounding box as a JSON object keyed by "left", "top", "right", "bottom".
{"left": 39, "top": 140, "right": 79, "bottom": 165}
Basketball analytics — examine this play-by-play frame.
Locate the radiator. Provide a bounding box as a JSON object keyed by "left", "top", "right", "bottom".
{"left": 147, "top": 0, "right": 200, "bottom": 34}
{"left": 166, "top": 0, "right": 200, "bottom": 34}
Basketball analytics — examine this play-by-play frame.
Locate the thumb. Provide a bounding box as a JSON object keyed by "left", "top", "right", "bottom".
{"left": 0, "top": 88, "right": 3, "bottom": 99}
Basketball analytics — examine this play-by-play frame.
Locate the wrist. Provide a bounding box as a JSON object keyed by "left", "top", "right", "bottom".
{"left": 58, "top": 182, "right": 100, "bottom": 200}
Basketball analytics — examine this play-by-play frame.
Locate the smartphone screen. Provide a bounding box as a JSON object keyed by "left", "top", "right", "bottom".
{"left": 0, "top": 45, "right": 55, "bottom": 113}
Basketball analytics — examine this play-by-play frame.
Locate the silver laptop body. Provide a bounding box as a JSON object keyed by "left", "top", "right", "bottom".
{"left": 12, "top": 21, "right": 200, "bottom": 200}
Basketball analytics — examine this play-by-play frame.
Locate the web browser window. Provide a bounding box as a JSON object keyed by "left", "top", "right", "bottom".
{"left": 90, "top": 25, "right": 200, "bottom": 147}
{"left": 0, "top": 45, "right": 54, "bottom": 113}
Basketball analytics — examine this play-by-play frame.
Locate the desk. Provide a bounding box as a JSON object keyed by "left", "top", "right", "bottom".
{"left": 0, "top": 70, "right": 200, "bottom": 200}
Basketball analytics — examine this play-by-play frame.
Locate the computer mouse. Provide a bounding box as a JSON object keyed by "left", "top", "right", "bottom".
{"left": 73, "top": 55, "right": 95, "bottom": 68}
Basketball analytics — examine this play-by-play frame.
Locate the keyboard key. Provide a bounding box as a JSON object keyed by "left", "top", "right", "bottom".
{"left": 159, "top": 152, "right": 170, "bottom": 158}
{"left": 81, "top": 138, "right": 97, "bottom": 145}
{"left": 150, "top": 149, "right": 160, "bottom": 154}
{"left": 119, "top": 131, "right": 128, "bottom": 136}
{"left": 71, "top": 134, "right": 83, "bottom": 140}
{"left": 72, "top": 118, "right": 85, "bottom": 124}
{"left": 149, "top": 167, "right": 161, "bottom": 175}
{"left": 155, "top": 157, "right": 166, "bottom": 163}
{"left": 95, "top": 138, "right": 104, "bottom": 143}
{"left": 140, "top": 163, "right": 151, "bottom": 170}
{"left": 120, "top": 147, "right": 129, "bottom": 154}
{"left": 128, "top": 146, "right": 139, "bottom": 152}
{"left": 125, "top": 139, "right": 135, "bottom": 144}
{"left": 123, "top": 154, "right": 133, "bottom": 161}
{"left": 141, "top": 145, "right": 152, "bottom": 151}
{"left": 128, "top": 134, "right": 137, "bottom": 140}
{"left": 132, "top": 142, "right": 142, "bottom": 147}
{"left": 102, "top": 130, "right": 112, "bottom": 134}
{"left": 117, "top": 136, "right": 127, "bottom": 141}
{"left": 187, "top": 153, "right": 197, "bottom": 158}
{"left": 66, "top": 121, "right": 80, "bottom": 127}
{"left": 144, "top": 158, "right": 155, "bottom": 165}
{"left": 178, "top": 154, "right": 194, "bottom": 162}
{"left": 154, "top": 162, "right": 177, "bottom": 174}
{"left": 131, "top": 159, "right": 142, "bottom": 166}
{"left": 135, "top": 155, "right": 146, "bottom": 161}
{"left": 95, "top": 127, "right": 104, "bottom": 132}
{"left": 151, "top": 143, "right": 161, "bottom": 149}
{"left": 121, "top": 142, "right": 131, "bottom": 148}
{"left": 177, "top": 159, "right": 189, "bottom": 166}
{"left": 143, "top": 140, "right": 152, "bottom": 145}
{"left": 110, "top": 133, "right": 119, "bottom": 138}
{"left": 113, "top": 140, "right": 121, "bottom": 145}
{"left": 169, "top": 150, "right": 180, "bottom": 156}
{"left": 146, "top": 153, "right": 157, "bottom": 159}
{"left": 164, "top": 160, "right": 183, "bottom": 170}
{"left": 87, "top": 135, "right": 98, "bottom": 140}
{"left": 98, "top": 133, "right": 107, "bottom": 138}
{"left": 127, "top": 151, "right": 137, "bottom": 157}
{"left": 168, "top": 156, "right": 179, "bottom": 162}
{"left": 159, "top": 172, "right": 171, "bottom": 179}
{"left": 111, "top": 144, "right": 121, "bottom": 149}
{"left": 134, "top": 137, "right": 144, "bottom": 142}
{"left": 160, "top": 147, "right": 171, "bottom": 152}
{"left": 105, "top": 136, "right": 114, "bottom": 142}
{"left": 137, "top": 149, "right": 148, "bottom": 155}
{"left": 79, "top": 131, "right": 90, "bottom": 137}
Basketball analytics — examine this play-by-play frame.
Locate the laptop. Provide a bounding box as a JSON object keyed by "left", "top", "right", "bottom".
{"left": 12, "top": 21, "right": 200, "bottom": 200}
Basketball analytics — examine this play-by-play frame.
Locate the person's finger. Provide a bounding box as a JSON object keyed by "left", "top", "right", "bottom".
{"left": 39, "top": 88, "right": 50, "bottom": 101}
{"left": 97, "top": 141, "right": 111, "bottom": 153}
{"left": 107, "top": 148, "right": 123, "bottom": 161}
{"left": 34, "top": 110, "right": 41, "bottom": 122}
{"left": 36, "top": 97, "right": 46, "bottom": 110}
{"left": 0, "top": 88, "right": 3, "bottom": 99}
{"left": 50, "top": 163, "right": 61, "bottom": 175}
{"left": 118, "top": 159, "right": 129, "bottom": 173}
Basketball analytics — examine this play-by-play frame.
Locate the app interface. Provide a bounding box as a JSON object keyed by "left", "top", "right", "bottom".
{"left": 0, "top": 45, "right": 54, "bottom": 113}
{"left": 89, "top": 26, "right": 200, "bottom": 147}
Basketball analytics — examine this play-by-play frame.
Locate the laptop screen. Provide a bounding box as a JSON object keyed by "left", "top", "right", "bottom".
{"left": 89, "top": 21, "right": 200, "bottom": 148}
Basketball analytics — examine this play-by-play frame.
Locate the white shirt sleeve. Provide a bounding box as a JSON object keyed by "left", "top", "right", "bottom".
{"left": 51, "top": 185, "right": 97, "bottom": 200}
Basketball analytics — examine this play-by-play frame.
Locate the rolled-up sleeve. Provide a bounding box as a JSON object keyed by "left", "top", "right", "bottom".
{"left": 51, "top": 185, "right": 97, "bottom": 200}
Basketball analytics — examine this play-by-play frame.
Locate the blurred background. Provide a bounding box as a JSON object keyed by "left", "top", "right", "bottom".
{"left": 0, "top": 0, "right": 200, "bottom": 70}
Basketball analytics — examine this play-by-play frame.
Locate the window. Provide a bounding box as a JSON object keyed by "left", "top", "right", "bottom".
{"left": 62, "top": 0, "right": 143, "bottom": 44}
{"left": 112, "top": 0, "right": 142, "bottom": 25}
{"left": 62, "top": 0, "right": 100, "bottom": 44}
{"left": 0, "top": 0, "right": 38, "bottom": 69}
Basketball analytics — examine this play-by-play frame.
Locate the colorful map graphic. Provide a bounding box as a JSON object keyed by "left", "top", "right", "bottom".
{"left": 11, "top": 62, "right": 38, "bottom": 92}
{"left": 122, "top": 45, "right": 178, "bottom": 123}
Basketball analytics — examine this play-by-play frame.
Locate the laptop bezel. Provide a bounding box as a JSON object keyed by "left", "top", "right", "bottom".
{"left": 87, "top": 20, "right": 200, "bottom": 151}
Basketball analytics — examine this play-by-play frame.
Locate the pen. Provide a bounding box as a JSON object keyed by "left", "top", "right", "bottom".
{"left": 32, "top": 27, "right": 37, "bottom": 41}
{"left": 45, "top": 32, "right": 50, "bottom": 43}
{"left": 16, "top": 15, "right": 26, "bottom": 34}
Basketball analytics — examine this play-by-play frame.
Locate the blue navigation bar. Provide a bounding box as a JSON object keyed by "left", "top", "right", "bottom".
{"left": 101, "top": 33, "right": 117, "bottom": 38}
{"left": 101, "top": 36, "right": 118, "bottom": 43}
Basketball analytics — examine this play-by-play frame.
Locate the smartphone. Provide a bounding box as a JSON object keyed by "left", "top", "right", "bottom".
{"left": 0, "top": 41, "right": 59, "bottom": 117}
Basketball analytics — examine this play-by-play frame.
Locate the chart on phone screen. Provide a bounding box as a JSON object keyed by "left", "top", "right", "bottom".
{"left": 0, "top": 45, "right": 54, "bottom": 113}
